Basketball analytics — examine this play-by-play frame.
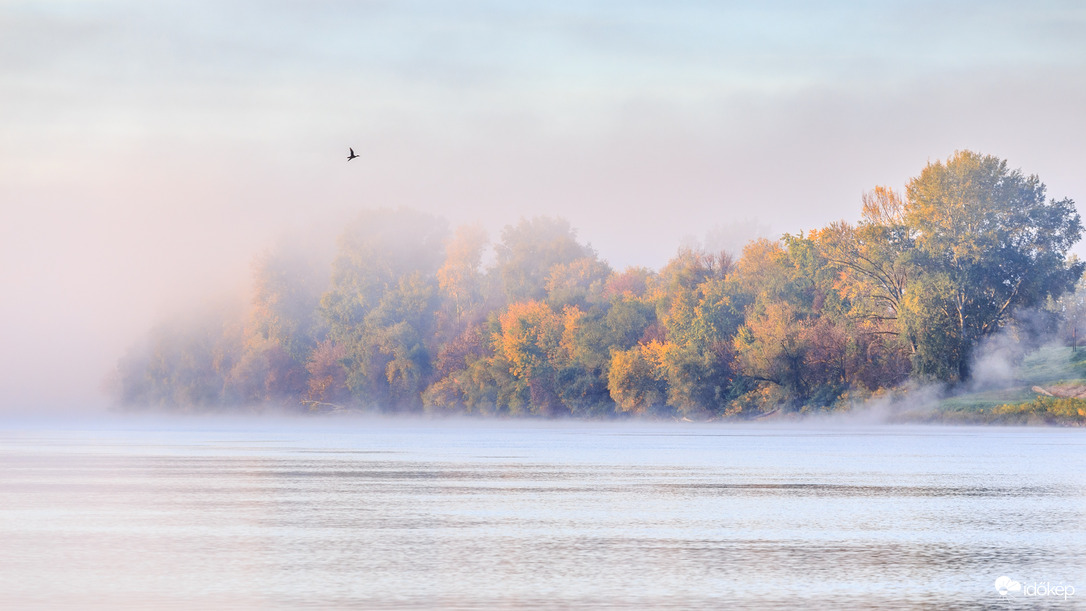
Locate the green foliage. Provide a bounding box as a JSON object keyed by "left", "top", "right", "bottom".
{"left": 545, "top": 257, "right": 613, "bottom": 310}
{"left": 319, "top": 209, "right": 447, "bottom": 409}
{"left": 248, "top": 242, "right": 330, "bottom": 361}
{"left": 494, "top": 217, "right": 595, "bottom": 303}
{"left": 898, "top": 273, "right": 962, "bottom": 381}
{"left": 903, "top": 151, "right": 1084, "bottom": 381}
{"left": 110, "top": 305, "right": 243, "bottom": 409}
{"left": 603, "top": 298, "right": 656, "bottom": 349}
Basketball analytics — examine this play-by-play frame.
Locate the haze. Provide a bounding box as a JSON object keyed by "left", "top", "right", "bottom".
{"left": 2, "top": 1, "right": 1085, "bottom": 412}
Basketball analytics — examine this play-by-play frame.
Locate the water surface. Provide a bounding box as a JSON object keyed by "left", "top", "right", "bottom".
{"left": 2, "top": 419, "right": 1084, "bottom": 609}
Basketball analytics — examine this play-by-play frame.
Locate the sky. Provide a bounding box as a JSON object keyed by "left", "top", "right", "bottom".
{"left": 2, "top": 0, "right": 1086, "bottom": 411}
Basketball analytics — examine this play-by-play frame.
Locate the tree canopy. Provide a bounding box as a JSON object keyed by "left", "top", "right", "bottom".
{"left": 902, "top": 151, "right": 1081, "bottom": 380}
{"left": 110, "top": 153, "right": 1085, "bottom": 415}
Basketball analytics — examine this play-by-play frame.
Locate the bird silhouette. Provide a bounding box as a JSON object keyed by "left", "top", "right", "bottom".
{"left": 347, "top": 147, "right": 359, "bottom": 161}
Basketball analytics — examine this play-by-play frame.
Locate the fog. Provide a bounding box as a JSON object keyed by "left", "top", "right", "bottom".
{"left": 2, "top": 1, "right": 1086, "bottom": 412}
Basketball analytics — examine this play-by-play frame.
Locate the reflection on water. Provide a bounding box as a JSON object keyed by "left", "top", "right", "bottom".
{"left": 1, "top": 421, "right": 1084, "bottom": 609}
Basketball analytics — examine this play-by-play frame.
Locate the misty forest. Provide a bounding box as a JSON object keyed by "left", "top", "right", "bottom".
{"left": 109, "top": 151, "right": 1086, "bottom": 422}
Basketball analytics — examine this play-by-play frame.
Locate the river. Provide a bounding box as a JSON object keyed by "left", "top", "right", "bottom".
{"left": 1, "top": 418, "right": 1083, "bottom": 609}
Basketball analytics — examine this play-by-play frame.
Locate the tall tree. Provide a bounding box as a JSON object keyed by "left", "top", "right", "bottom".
{"left": 902, "top": 150, "right": 1083, "bottom": 380}
{"left": 494, "top": 300, "right": 564, "bottom": 414}
{"left": 436, "top": 224, "right": 489, "bottom": 332}
{"left": 493, "top": 217, "right": 595, "bottom": 303}
{"left": 320, "top": 208, "right": 447, "bottom": 408}
{"left": 819, "top": 186, "right": 913, "bottom": 331}
{"left": 544, "top": 257, "right": 613, "bottom": 310}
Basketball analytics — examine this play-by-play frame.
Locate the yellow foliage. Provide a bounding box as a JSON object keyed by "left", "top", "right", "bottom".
{"left": 607, "top": 341, "right": 670, "bottom": 413}
{"left": 495, "top": 300, "right": 562, "bottom": 379}
{"left": 992, "top": 396, "right": 1086, "bottom": 424}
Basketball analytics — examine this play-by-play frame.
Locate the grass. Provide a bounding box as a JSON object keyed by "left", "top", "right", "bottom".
{"left": 1015, "top": 344, "right": 1086, "bottom": 383}
{"left": 938, "top": 387, "right": 1037, "bottom": 413}
{"left": 923, "top": 345, "right": 1086, "bottom": 425}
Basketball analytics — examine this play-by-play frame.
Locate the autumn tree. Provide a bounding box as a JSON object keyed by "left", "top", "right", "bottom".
{"left": 111, "top": 304, "right": 244, "bottom": 409}
{"left": 731, "top": 232, "right": 910, "bottom": 409}
{"left": 436, "top": 224, "right": 489, "bottom": 333}
{"left": 362, "top": 271, "right": 441, "bottom": 409}
{"left": 114, "top": 154, "right": 1082, "bottom": 416}
{"left": 818, "top": 186, "right": 912, "bottom": 329}
{"left": 554, "top": 305, "right": 615, "bottom": 414}
{"left": 246, "top": 242, "right": 330, "bottom": 360}
{"left": 493, "top": 217, "right": 596, "bottom": 303}
{"left": 606, "top": 248, "right": 742, "bottom": 416}
{"left": 305, "top": 340, "right": 349, "bottom": 405}
{"left": 493, "top": 300, "right": 564, "bottom": 414}
{"left": 320, "top": 208, "right": 447, "bottom": 408}
{"left": 608, "top": 342, "right": 668, "bottom": 414}
{"left": 734, "top": 302, "right": 810, "bottom": 403}
{"left": 225, "top": 240, "right": 331, "bottom": 404}
{"left": 544, "top": 256, "right": 613, "bottom": 310}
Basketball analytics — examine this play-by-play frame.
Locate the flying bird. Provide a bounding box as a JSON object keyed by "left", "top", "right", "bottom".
{"left": 347, "top": 147, "right": 359, "bottom": 161}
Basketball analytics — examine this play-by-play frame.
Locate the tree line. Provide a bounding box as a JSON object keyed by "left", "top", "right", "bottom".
{"left": 109, "top": 151, "right": 1085, "bottom": 416}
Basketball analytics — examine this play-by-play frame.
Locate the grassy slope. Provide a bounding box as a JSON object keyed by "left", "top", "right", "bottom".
{"left": 926, "top": 345, "right": 1086, "bottom": 425}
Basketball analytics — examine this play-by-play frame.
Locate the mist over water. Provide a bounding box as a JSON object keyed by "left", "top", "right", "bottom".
{"left": 4, "top": 4, "right": 1086, "bottom": 607}
{"left": 2, "top": 417, "right": 1084, "bottom": 608}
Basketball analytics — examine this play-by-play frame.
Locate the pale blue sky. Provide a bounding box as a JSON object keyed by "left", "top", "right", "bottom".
{"left": 2, "top": 1, "right": 1085, "bottom": 409}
